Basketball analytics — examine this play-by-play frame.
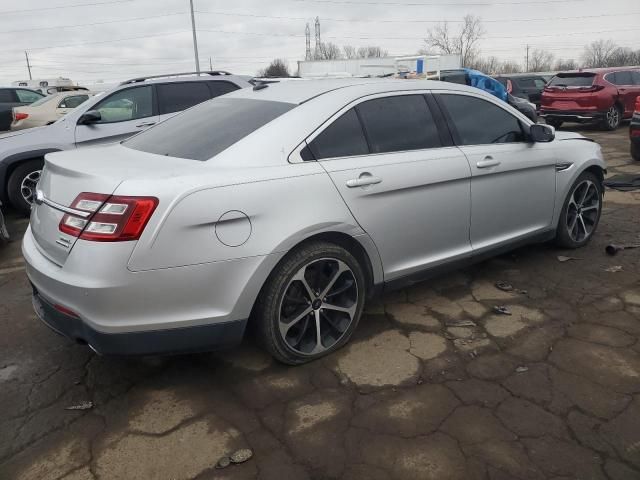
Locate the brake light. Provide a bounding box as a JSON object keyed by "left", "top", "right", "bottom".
{"left": 577, "top": 85, "right": 604, "bottom": 93}
{"left": 635, "top": 96, "right": 640, "bottom": 113}
{"left": 631, "top": 129, "right": 640, "bottom": 138}
{"left": 14, "top": 112, "right": 28, "bottom": 121}
{"left": 59, "top": 192, "right": 158, "bottom": 242}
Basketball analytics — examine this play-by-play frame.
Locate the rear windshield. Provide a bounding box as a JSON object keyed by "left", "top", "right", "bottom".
{"left": 29, "top": 95, "right": 58, "bottom": 107}
{"left": 124, "top": 97, "right": 295, "bottom": 161}
{"left": 549, "top": 73, "right": 595, "bottom": 88}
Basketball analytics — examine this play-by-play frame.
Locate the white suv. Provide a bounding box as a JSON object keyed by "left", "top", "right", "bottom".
{"left": 0, "top": 71, "right": 251, "bottom": 214}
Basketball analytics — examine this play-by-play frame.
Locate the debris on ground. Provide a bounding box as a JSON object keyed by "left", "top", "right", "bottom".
{"left": 605, "top": 243, "right": 640, "bottom": 256}
{"left": 515, "top": 366, "right": 529, "bottom": 373}
{"left": 604, "top": 265, "right": 623, "bottom": 273}
{"left": 557, "top": 255, "right": 581, "bottom": 262}
{"left": 216, "top": 456, "right": 231, "bottom": 469}
{"left": 230, "top": 448, "right": 253, "bottom": 464}
{"left": 495, "top": 281, "right": 513, "bottom": 292}
{"left": 65, "top": 401, "right": 93, "bottom": 411}
{"left": 493, "top": 305, "right": 512, "bottom": 315}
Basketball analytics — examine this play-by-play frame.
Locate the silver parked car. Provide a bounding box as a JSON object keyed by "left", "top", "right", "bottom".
{"left": 23, "top": 79, "right": 606, "bottom": 364}
{"left": 0, "top": 72, "right": 250, "bottom": 215}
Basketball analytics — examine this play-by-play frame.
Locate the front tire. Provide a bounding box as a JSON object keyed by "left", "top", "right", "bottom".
{"left": 255, "top": 241, "right": 366, "bottom": 365}
{"left": 602, "top": 105, "right": 621, "bottom": 131}
{"left": 7, "top": 159, "right": 44, "bottom": 216}
{"left": 555, "top": 171, "right": 603, "bottom": 249}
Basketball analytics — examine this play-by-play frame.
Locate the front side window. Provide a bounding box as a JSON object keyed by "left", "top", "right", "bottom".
{"left": 357, "top": 95, "right": 441, "bottom": 154}
{"left": 91, "top": 86, "right": 153, "bottom": 123}
{"left": 439, "top": 94, "right": 526, "bottom": 145}
{"left": 157, "top": 82, "right": 210, "bottom": 115}
{"left": 308, "top": 108, "right": 368, "bottom": 160}
{"left": 124, "top": 98, "right": 294, "bottom": 161}
{"left": 59, "top": 95, "right": 89, "bottom": 109}
{"left": 16, "top": 89, "right": 43, "bottom": 103}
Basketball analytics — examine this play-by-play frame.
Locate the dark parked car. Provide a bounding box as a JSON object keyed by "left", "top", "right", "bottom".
{"left": 494, "top": 74, "right": 548, "bottom": 109}
{"left": 541, "top": 67, "right": 640, "bottom": 130}
{"left": 0, "top": 88, "right": 45, "bottom": 131}
{"left": 631, "top": 96, "right": 640, "bottom": 161}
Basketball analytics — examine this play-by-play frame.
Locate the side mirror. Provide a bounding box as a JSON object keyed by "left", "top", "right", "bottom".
{"left": 530, "top": 124, "right": 555, "bottom": 143}
{"left": 78, "top": 110, "right": 101, "bottom": 125}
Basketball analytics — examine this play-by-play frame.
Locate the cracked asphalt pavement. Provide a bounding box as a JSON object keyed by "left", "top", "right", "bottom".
{"left": 1, "top": 126, "right": 640, "bottom": 480}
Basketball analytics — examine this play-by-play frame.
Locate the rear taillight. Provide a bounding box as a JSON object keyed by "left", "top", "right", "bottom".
{"left": 578, "top": 85, "right": 604, "bottom": 93}
{"left": 59, "top": 192, "right": 158, "bottom": 242}
{"left": 635, "top": 96, "right": 640, "bottom": 113}
{"left": 631, "top": 129, "right": 640, "bottom": 138}
{"left": 13, "top": 112, "right": 28, "bottom": 121}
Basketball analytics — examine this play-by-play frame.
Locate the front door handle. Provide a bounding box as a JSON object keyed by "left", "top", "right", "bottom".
{"left": 136, "top": 121, "right": 156, "bottom": 128}
{"left": 476, "top": 157, "right": 501, "bottom": 169}
{"left": 346, "top": 174, "right": 382, "bottom": 188}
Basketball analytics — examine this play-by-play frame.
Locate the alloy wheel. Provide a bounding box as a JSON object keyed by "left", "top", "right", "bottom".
{"left": 20, "top": 170, "right": 41, "bottom": 205}
{"left": 566, "top": 179, "right": 600, "bottom": 243}
{"left": 606, "top": 106, "right": 620, "bottom": 129}
{"left": 278, "top": 258, "right": 358, "bottom": 356}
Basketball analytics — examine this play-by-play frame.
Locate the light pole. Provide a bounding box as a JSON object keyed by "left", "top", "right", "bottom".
{"left": 189, "top": 0, "right": 200, "bottom": 74}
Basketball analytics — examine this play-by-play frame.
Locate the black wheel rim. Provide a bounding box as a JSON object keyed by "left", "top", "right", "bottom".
{"left": 566, "top": 179, "right": 600, "bottom": 242}
{"left": 278, "top": 258, "right": 358, "bottom": 356}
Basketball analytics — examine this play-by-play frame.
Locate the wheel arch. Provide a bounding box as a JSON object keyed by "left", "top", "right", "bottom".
{"left": 1, "top": 149, "right": 60, "bottom": 201}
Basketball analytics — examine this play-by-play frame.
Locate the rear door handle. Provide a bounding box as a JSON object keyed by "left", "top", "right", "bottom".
{"left": 136, "top": 122, "right": 156, "bottom": 128}
{"left": 346, "top": 175, "right": 382, "bottom": 188}
{"left": 476, "top": 157, "right": 501, "bottom": 169}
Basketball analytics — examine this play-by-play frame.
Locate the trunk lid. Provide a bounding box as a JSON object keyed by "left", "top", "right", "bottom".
{"left": 30, "top": 144, "right": 188, "bottom": 265}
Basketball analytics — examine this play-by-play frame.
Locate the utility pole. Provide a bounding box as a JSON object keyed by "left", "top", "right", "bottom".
{"left": 25, "top": 51, "right": 32, "bottom": 80}
{"left": 209, "top": 57, "right": 213, "bottom": 71}
{"left": 314, "top": 17, "right": 321, "bottom": 59}
{"left": 525, "top": 44, "right": 530, "bottom": 72}
{"left": 189, "top": 0, "right": 200, "bottom": 74}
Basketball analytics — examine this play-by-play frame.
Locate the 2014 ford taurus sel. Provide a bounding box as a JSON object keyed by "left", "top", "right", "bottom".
{"left": 23, "top": 79, "right": 606, "bottom": 364}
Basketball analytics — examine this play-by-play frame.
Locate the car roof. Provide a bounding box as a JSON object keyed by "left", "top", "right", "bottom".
{"left": 556, "top": 66, "right": 639, "bottom": 75}
{"left": 117, "top": 72, "right": 250, "bottom": 87}
{"left": 494, "top": 73, "right": 546, "bottom": 78}
{"left": 226, "top": 77, "right": 486, "bottom": 105}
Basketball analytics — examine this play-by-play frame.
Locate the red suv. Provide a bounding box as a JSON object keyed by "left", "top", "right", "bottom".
{"left": 541, "top": 67, "right": 640, "bottom": 130}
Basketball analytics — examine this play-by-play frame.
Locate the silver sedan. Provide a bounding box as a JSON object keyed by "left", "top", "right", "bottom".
{"left": 23, "top": 79, "right": 606, "bottom": 364}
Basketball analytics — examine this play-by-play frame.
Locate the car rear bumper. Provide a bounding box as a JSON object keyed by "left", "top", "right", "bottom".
{"left": 31, "top": 285, "right": 246, "bottom": 355}
{"left": 23, "top": 225, "right": 282, "bottom": 355}
{"left": 539, "top": 109, "right": 605, "bottom": 123}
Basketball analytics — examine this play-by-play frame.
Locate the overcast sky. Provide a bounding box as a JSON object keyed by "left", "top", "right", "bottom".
{"left": 1, "top": 0, "right": 638, "bottom": 85}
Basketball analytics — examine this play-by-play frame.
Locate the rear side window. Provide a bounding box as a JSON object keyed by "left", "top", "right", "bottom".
{"left": 632, "top": 71, "right": 640, "bottom": 86}
{"left": 357, "top": 95, "right": 441, "bottom": 153}
{"left": 59, "top": 95, "right": 89, "bottom": 108}
{"left": 157, "top": 82, "right": 211, "bottom": 115}
{"left": 0, "top": 90, "right": 16, "bottom": 102}
{"left": 124, "top": 98, "right": 294, "bottom": 161}
{"left": 208, "top": 81, "right": 240, "bottom": 98}
{"left": 308, "top": 108, "right": 368, "bottom": 160}
{"left": 438, "top": 94, "right": 526, "bottom": 145}
{"left": 549, "top": 74, "right": 595, "bottom": 88}
{"left": 606, "top": 71, "right": 633, "bottom": 86}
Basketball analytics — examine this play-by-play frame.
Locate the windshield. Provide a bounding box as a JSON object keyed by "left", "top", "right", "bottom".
{"left": 549, "top": 73, "right": 595, "bottom": 88}
{"left": 124, "top": 98, "right": 295, "bottom": 161}
{"left": 28, "top": 95, "right": 58, "bottom": 107}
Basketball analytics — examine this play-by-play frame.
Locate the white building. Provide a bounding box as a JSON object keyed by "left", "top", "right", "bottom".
{"left": 297, "top": 54, "right": 462, "bottom": 78}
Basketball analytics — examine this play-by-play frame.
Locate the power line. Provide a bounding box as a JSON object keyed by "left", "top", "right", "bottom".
{"left": 0, "top": 0, "right": 134, "bottom": 15}
{"left": 196, "top": 9, "right": 640, "bottom": 24}
{"left": 3, "top": 31, "right": 190, "bottom": 53}
{"left": 0, "top": 12, "right": 187, "bottom": 35}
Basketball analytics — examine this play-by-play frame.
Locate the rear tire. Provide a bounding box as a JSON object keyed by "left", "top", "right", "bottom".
{"left": 7, "top": 159, "right": 44, "bottom": 216}
{"left": 255, "top": 241, "right": 366, "bottom": 365}
{"left": 546, "top": 119, "right": 562, "bottom": 129}
{"left": 632, "top": 141, "right": 640, "bottom": 162}
{"left": 555, "top": 171, "right": 603, "bottom": 249}
{"left": 601, "top": 105, "right": 621, "bottom": 131}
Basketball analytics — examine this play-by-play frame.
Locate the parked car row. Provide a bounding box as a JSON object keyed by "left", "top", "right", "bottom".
{"left": 11, "top": 91, "right": 95, "bottom": 131}
{"left": 0, "top": 71, "right": 250, "bottom": 214}
{"left": 0, "top": 87, "right": 45, "bottom": 131}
